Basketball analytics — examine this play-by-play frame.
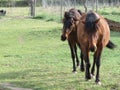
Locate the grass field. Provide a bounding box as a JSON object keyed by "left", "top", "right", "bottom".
{"left": 0, "top": 7, "right": 120, "bottom": 90}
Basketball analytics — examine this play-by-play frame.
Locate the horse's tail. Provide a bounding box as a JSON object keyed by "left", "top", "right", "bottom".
{"left": 106, "top": 40, "right": 116, "bottom": 49}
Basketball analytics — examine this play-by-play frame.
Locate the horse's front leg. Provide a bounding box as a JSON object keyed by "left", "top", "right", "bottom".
{"left": 69, "top": 41, "right": 76, "bottom": 73}
{"left": 80, "top": 52, "right": 85, "bottom": 72}
{"left": 94, "top": 47, "right": 103, "bottom": 85}
{"left": 84, "top": 51, "right": 91, "bottom": 80}
{"left": 74, "top": 44, "right": 80, "bottom": 67}
{"left": 91, "top": 54, "right": 96, "bottom": 78}
{"left": 77, "top": 43, "right": 85, "bottom": 72}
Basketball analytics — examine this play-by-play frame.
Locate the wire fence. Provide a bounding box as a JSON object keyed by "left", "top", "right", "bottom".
{"left": 0, "top": 0, "right": 120, "bottom": 18}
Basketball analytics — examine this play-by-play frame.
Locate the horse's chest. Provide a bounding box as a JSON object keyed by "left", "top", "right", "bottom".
{"left": 79, "top": 33, "right": 89, "bottom": 44}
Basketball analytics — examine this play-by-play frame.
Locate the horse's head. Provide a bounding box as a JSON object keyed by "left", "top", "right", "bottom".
{"left": 61, "top": 12, "right": 75, "bottom": 41}
{"left": 61, "top": 9, "right": 82, "bottom": 41}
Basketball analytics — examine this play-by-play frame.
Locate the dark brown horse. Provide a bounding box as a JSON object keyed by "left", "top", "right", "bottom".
{"left": 77, "top": 11, "right": 116, "bottom": 84}
{"left": 61, "top": 8, "right": 85, "bottom": 73}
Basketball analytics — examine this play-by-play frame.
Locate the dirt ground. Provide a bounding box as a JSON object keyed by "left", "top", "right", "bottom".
{"left": 0, "top": 83, "right": 32, "bottom": 90}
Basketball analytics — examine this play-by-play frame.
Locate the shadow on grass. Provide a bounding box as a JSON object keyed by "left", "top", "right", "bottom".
{"left": 32, "top": 14, "right": 61, "bottom": 23}
{"left": 0, "top": 85, "right": 10, "bottom": 90}
{"left": 24, "top": 28, "right": 61, "bottom": 41}
{"left": 0, "top": 69, "right": 119, "bottom": 90}
{"left": 33, "top": 16, "right": 55, "bottom": 22}
{"left": 0, "top": 68, "right": 85, "bottom": 90}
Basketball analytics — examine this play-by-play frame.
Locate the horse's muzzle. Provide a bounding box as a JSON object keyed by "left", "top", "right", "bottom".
{"left": 61, "top": 35, "right": 66, "bottom": 41}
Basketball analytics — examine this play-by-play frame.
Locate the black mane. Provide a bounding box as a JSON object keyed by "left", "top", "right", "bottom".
{"left": 63, "top": 12, "right": 74, "bottom": 29}
{"left": 64, "top": 18, "right": 72, "bottom": 29}
{"left": 85, "top": 11, "right": 99, "bottom": 33}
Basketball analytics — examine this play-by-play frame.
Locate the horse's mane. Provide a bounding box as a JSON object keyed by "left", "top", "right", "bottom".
{"left": 63, "top": 11, "right": 72, "bottom": 29}
{"left": 85, "top": 11, "right": 99, "bottom": 33}
{"left": 64, "top": 12, "right": 73, "bottom": 19}
{"left": 63, "top": 9, "right": 82, "bottom": 28}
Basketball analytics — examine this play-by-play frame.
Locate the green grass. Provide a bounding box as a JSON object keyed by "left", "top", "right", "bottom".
{"left": 33, "top": 11, "right": 61, "bottom": 23}
{"left": 98, "top": 7, "right": 120, "bottom": 22}
{"left": 0, "top": 7, "right": 120, "bottom": 90}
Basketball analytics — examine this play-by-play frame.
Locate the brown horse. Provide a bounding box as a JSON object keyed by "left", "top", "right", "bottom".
{"left": 77, "top": 11, "right": 116, "bottom": 84}
{"left": 61, "top": 8, "right": 85, "bottom": 73}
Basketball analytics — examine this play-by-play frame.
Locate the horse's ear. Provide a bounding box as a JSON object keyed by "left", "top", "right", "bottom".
{"left": 64, "top": 11, "right": 69, "bottom": 17}
{"left": 95, "top": 18, "right": 100, "bottom": 23}
{"left": 77, "top": 10, "right": 82, "bottom": 15}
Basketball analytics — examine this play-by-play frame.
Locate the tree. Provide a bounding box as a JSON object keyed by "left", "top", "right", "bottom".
{"left": 108, "top": 0, "right": 112, "bottom": 6}
{"left": 83, "top": 0, "right": 87, "bottom": 12}
{"left": 42, "top": 0, "right": 48, "bottom": 8}
{"left": 29, "top": 0, "right": 36, "bottom": 17}
{"left": 60, "top": 0, "right": 63, "bottom": 19}
{"left": 92, "top": 0, "right": 95, "bottom": 10}
{"left": 95, "top": 0, "right": 98, "bottom": 12}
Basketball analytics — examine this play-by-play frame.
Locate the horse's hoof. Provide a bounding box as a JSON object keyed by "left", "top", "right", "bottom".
{"left": 96, "top": 81, "right": 102, "bottom": 85}
{"left": 77, "top": 65, "right": 80, "bottom": 68}
{"left": 85, "top": 76, "right": 91, "bottom": 81}
{"left": 91, "top": 74, "right": 95, "bottom": 79}
{"left": 77, "top": 63, "right": 80, "bottom": 67}
{"left": 72, "top": 70, "right": 77, "bottom": 74}
{"left": 85, "top": 78, "right": 91, "bottom": 81}
{"left": 80, "top": 68, "right": 85, "bottom": 72}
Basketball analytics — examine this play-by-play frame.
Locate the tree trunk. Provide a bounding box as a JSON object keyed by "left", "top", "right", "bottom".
{"left": 30, "top": 0, "right": 36, "bottom": 17}
{"left": 108, "top": 0, "right": 111, "bottom": 6}
{"left": 60, "top": 0, "right": 63, "bottom": 20}
{"left": 83, "top": 0, "right": 87, "bottom": 12}
{"left": 92, "top": 0, "right": 94, "bottom": 10}
{"left": 42, "top": 0, "right": 47, "bottom": 8}
{"left": 74, "top": 0, "right": 76, "bottom": 8}
{"left": 96, "top": 0, "right": 98, "bottom": 12}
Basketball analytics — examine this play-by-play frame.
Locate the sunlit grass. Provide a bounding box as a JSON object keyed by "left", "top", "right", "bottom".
{"left": 0, "top": 7, "right": 120, "bottom": 90}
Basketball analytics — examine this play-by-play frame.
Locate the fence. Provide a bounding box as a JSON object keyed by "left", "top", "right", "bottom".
{"left": 0, "top": 0, "right": 120, "bottom": 18}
